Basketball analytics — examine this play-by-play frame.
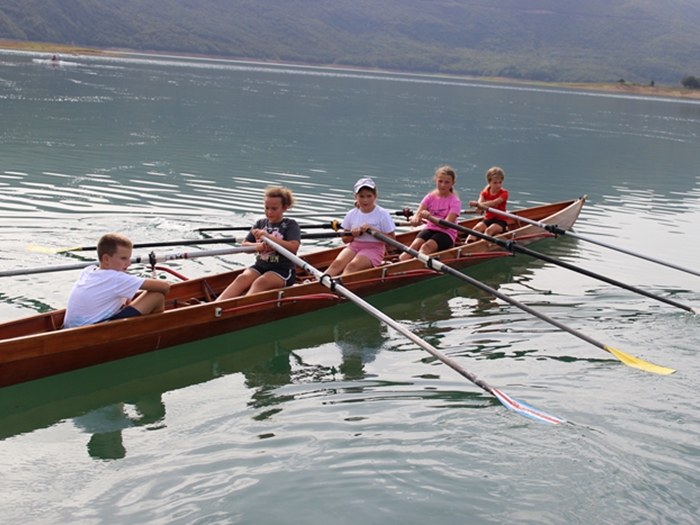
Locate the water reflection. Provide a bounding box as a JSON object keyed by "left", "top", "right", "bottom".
{"left": 334, "top": 318, "right": 384, "bottom": 381}
{"left": 73, "top": 396, "right": 165, "bottom": 460}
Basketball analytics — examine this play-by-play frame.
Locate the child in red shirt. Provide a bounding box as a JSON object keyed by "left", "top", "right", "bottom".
{"left": 467, "top": 167, "right": 508, "bottom": 242}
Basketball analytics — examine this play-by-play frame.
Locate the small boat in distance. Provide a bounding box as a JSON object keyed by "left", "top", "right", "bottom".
{"left": 0, "top": 197, "right": 585, "bottom": 388}
{"left": 32, "top": 54, "right": 79, "bottom": 67}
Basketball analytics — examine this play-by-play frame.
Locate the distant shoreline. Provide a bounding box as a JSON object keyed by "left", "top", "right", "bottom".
{"left": 3, "top": 39, "right": 700, "bottom": 101}
{"left": 0, "top": 39, "right": 114, "bottom": 56}
{"left": 535, "top": 80, "right": 700, "bottom": 101}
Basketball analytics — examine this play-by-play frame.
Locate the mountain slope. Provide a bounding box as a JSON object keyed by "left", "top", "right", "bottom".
{"left": 1, "top": 0, "right": 699, "bottom": 83}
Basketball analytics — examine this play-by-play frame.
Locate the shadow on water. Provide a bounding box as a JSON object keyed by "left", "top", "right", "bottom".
{"left": 0, "top": 234, "right": 582, "bottom": 453}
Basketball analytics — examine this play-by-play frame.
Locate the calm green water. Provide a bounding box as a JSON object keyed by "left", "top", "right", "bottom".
{"left": 1, "top": 50, "right": 700, "bottom": 524}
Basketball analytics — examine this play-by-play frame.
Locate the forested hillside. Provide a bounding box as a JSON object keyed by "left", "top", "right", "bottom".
{"left": 1, "top": 0, "right": 700, "bottom": 84}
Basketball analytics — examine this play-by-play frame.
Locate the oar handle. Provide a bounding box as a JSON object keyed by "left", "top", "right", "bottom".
{"left": 392, "top": 208, "right": 414, "bottom": 218}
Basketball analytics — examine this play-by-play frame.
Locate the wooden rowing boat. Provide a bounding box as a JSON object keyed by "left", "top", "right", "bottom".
{"left": 0, "top": 197, "right": 585, "bottom": 388}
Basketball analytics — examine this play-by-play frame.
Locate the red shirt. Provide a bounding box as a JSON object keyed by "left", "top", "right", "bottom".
{"left": 481, "top": 188, "right": 508, "bottom": 220}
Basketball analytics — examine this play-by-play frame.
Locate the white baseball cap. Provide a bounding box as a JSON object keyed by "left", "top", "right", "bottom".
{"left": 354, "top": 177, "right": 376, "bottom": 193}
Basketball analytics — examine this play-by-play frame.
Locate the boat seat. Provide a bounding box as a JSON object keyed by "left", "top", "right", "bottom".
{"left": 172, "top": 298, "right": 204, "bottom": 308}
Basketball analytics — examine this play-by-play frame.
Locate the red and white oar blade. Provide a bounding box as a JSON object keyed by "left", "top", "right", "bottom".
{"left": 491, "top": 388, "right": 566, "bottom": 425}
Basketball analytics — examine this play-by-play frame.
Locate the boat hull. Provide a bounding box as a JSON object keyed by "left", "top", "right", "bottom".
{"left": 0, "top": 197, "right": 585, "bottom": 387}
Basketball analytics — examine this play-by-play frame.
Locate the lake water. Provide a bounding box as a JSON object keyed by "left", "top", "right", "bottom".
{"left": 1, "top": 50, "right": 700, "bottom": 524}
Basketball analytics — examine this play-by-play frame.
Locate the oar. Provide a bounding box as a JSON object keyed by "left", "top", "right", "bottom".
{"left": 366, "top": 229, "right": 675, "bottom": 376}
{"left": 0, "top": 246, "right": 256, "bottom": 278}
{"left": 197, "top": 221, "right": 344, "bottom": 233}
{"left": 150, "top": 245, "right": 256, "bottom": 262}
{"left": 288, "top": 208, "right": 415, "bottom": 219}
{"left": 483, "top": 207, "right": 700, "bottom": 279}
{"left": 301, "top": 231, "right": 352, "bottom": 239}
{"left": 250, "top": 209, "right": 415, "bottom": 220}
{"left": 261, "top": 236, "right": 566, "bottom": 424}
{"left": 27, "top": 231, "right": 353, "bottom": 254}
{"left": 431, "top": 216, "right": 700, "bottom": 315}
{"left": 198, "top": 220, "right": 413, "bottom": 233}
{"left": 27, "top": 237, "right": 249, "bottom": 254}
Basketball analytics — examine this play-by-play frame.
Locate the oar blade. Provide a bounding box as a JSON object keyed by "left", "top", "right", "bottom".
{"left": 26, "top": 245, "right": 60, "bottom": 253}
{"left": 27, "top": 245, "right": 85, "bottom": 253}
{"left": 491, "top": 388, "right": 567, "bottom": 425}
{"left": 605, "top": 346, "right": 675, "bottom": 375}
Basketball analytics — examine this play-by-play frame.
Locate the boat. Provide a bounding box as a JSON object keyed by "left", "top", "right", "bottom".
{"left": 0, "top": 197, "right": 585, "bottom": 388}
{"left": 31, "top": 57, "right": 79, "bottom": 67}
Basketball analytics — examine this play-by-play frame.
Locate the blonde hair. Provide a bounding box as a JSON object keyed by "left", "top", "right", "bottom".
{"left": 97, "top": 233, "right": 132, "bottom": 260}
{"left": 265, "top": 186, "right": 295, "bottom": 208}
{"left": 434, "top": 165, "right": 457, "bottom": 196}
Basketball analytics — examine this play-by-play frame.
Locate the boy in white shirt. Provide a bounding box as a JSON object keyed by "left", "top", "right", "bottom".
{"left": 64, "top": 233, "right": 170, "bottom": 328}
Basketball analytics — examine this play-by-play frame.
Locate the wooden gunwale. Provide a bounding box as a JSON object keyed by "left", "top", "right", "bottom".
{"left": 0, "top": 197, "right": 585, "bottom": 387}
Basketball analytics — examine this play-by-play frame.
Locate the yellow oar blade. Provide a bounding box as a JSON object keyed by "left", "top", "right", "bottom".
{"left": 606, "top": 346, "right": 675, "bottom": 375}
{"left": 26, "top": 245, "right": 58, "bottom": 253}
{"left": 26, "top": 245, "right": 83, "bottom": 253}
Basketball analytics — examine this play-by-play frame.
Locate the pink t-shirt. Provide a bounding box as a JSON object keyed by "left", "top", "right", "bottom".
{"left": 420, "top": 192, "right": 462, "bottom": 242}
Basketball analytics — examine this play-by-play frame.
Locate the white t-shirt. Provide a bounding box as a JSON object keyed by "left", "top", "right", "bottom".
{"left": 341, "top": 206, "right": 397, "bottom": 243}
{"left": 64, "top": 265, "right": 145, "bottom": 328}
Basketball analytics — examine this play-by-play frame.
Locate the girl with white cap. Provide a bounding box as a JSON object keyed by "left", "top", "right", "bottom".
{"left": 326, "top": 177, "right": 396, "bottom": 276}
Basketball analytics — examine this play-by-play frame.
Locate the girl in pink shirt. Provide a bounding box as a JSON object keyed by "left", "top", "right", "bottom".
{"left": 399, "top": 166, "right": 461, "bottom": 260}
